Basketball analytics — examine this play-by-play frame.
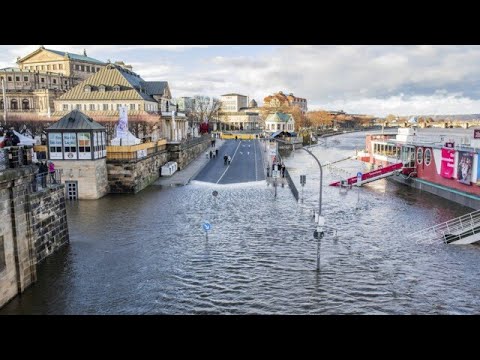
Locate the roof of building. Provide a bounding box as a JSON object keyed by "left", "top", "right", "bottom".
{"left": 145, "top": 81, "right": 168, "bottom": 96}
{"left": 0, "top": 67, "right": 21, "bottom": 72}
{"left": 221, "top": 93, "right": 247, "bottom": 97}
{"left": 57, "top": 64, "right": 167, "bottom": 102}
{"left": 271, "top": 130, "right": 296, "bottom": 138}
{"left": 47, "top": 110, "right": 105, "bottom": 130}
{"left": 266, "top": 112, "right": 293, "bottom": 123}
{"left": 45, "top": 48, "right": 105, "bottom": 65}
{"left": 264, "top": 92, "right": 306, "bottom": 104}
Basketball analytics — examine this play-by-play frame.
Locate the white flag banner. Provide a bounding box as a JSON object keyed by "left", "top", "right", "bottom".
{"left": 116, "top": 106, "right": 129, "bottom": 138}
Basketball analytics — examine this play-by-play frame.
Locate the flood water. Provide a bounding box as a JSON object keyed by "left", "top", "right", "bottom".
{"left": 2, "top": 132, "right": 480, "bottom": 314}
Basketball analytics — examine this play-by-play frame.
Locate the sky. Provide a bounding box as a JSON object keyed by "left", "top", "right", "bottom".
{"left": 3, "top": 45, "right": 480, "bottom": 117}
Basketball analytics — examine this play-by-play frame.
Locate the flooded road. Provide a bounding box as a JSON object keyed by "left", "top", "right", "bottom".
{"left": 2, "top": 132, "right": 480, "bottom": 314}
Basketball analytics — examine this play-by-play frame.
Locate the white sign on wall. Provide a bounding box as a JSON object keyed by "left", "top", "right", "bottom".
{"left": 137, "top": 149, "right": 147, "bottom": 159}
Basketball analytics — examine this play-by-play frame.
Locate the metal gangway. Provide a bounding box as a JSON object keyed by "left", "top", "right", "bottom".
{"left": 412, "top": 209, "right": 480, "bottom": 245}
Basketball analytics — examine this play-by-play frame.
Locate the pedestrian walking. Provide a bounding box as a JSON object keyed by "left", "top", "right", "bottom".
{"left": 224, "top": 154, "right": 228, "bottom": 165}
{"left": 227, "top": 156, "right": 232, "bottom": 165}
{"left": 215, "top": 149, "right": 219, "bottom": 157}
{"left": 209, "top": 150, "right": 213, "bottom": 159}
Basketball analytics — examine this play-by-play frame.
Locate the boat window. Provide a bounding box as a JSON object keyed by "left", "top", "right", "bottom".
{"left": 417, "top": 147, "right": 423, "bottom": 164}
{"left": 424, "top": 148, "right": 432, "bottom": 166}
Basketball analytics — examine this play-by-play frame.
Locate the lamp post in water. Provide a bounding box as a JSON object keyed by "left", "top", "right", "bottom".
{"left": 301, "top": 146, "right": 324, "bottom": 272}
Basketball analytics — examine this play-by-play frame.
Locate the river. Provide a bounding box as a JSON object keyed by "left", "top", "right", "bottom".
{"left": 2, "top": 131, "right": 479, "bottom": 314}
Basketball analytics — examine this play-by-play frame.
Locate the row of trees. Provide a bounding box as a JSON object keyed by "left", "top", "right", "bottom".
{"left": 183, "top": 95, "right": 382, "bottom": 133}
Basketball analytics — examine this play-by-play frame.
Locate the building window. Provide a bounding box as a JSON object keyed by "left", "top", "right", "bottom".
{"left": 424, "top": 148, "right": 432, "bottom": 166}
{"left": 103, "top": 104, "right": 108, "bottom": 111}
{"left": 117, "top": 104, "right": 122, "bottom": 110}
{"left": 0, "top": 235, "right": 5, "bottom": 273}
{"left": 23, "top": 76, "right": 28, "bottom": 81}
{"left": 96, "top": 67, "right": 100, "bottom": 72}
{"left": 86, "top": 66, "right": 90, "bottom": 72}
{"left": 83, "top": 104, "right": 87, "bottom": 111}
{"left": 59, "top": 64, "right": 63, "bottom": 70}
{"left": 15, "top": 76, "right": 20, "bottom": 81}
{"left": 41, "top": 65, "right": 45, "bottom": 70}
{"left": 0, "top": 100, "right": 3, "bottom": 110}
{"left": 130, "top": 104, "right": 136, "bottom": 111}
{"left": 63, "top": 132, "right": 77, "bottom": 155}
{"left": 53, "top": 79, "right": 57, "bottom": 84}
{"left": 35, "top": 66, "right": 39, "bottom": 70}
{"left": 41, "top": 78, "right": 45, "bottom": 83}
{"left": 64, "top": 80, "right": 68, "bottom": 85}
{"left": 11, "top": 99, "right": 18, "bottom": 110}
{"left": 22, "top": 99, "right": 29, "bottom": 110}
{"left": 113, "top": 85, "right": 120, "bottom": 92}
{"left": 417, "top": 147, "right": 423, "bottom": 164}
{"left": 98, "top": 85, "right": 105, "bottom": 92}
{"left": 89, "top": 104, "right": 95, "bottom": 111}
{"left": 53, "top": 64, "right": 57, "bottom": 70}
{"left": 47, "top": 65, "right": 51, "bottom": 70}
{"left": 81, "top": 65, "right": 85, "bottom": 71}
{"left": 84, "top": 85, "right": 91, "bottom": 93}
{"left": 7, "top": 76, "right": 12, "bottom": 81}
{"left": 63, "top": 104, "right": 69, "bottom": 111}
{"left": 76, "top": 104, "right": 81, "bottom": 110}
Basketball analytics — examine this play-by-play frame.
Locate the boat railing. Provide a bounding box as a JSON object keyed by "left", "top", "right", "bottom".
{"left": 412, "top": 209, "right": 480, "bottom": 244}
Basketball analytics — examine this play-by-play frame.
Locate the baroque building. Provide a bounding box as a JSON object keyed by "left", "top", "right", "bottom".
{"left": 1, "top": 46, "right": 105, "bottom": 121}
{"left": 54, "top": 63, "right": 186, "bottom": 142}
{"left": 264, "top": 91, "right": 307, "bottom": 112}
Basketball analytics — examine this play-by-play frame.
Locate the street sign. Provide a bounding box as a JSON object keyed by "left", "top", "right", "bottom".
{"left": 300, "top": 175, "right": 306, "bottom": 185}
{"left": 356, "top": 172, "right": 362, "bottom": 187}
{"left": 203, "top": 222, "right": 211, "bottom": 232}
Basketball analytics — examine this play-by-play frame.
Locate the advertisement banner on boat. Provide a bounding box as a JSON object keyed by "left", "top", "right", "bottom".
{"left": 477, "top": 154, "right": 480, "bottom": 186}
{"left": 457, "top": 151, "right": 473, "bottom": 185}
{"left": 441, "top": 148, "right": 455, "bottom": 178}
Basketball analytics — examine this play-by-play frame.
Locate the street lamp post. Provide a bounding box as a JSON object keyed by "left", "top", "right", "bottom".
{"left": 301, "top": 146, "right": 324, "bottom": 272}
{"left": 302, "top": 146, "right": 322, "bottom": 217}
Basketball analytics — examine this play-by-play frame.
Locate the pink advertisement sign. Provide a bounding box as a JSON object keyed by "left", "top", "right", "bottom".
{"left": 441, "top": 148, "right": 455, "bottom": 178}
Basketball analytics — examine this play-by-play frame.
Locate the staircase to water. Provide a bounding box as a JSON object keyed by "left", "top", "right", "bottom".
{"left": 412, "top": 209, "right": 480, "bottom": 245}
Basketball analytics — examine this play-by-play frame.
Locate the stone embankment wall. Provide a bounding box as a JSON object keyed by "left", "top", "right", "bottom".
{"left": 0, "top": 166, "right": 69, "bottom": 308}
{"left": 107, "top": 151, "right": 169, "bottom": 193}
{"left": 167, "top": 136, "right": 210, "bottom": 170}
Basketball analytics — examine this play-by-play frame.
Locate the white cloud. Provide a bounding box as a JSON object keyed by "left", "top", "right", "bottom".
{"left": 315, "top": 93, "right": 480, "bottom": 117}
{"left": 4, "top": 45, "right": 480, "bottom": 116}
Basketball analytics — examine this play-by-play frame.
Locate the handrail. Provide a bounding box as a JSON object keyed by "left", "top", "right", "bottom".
{"left": 412, "top": 209, "right": 480, "bottom": 244}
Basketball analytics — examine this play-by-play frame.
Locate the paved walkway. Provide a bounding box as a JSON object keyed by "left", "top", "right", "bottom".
{"left": 154, "top": 139, "right": 225, "bottom": 187}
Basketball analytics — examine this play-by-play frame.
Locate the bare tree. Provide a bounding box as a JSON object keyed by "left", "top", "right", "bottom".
{"left": 191, "top": 95, "right": 221, "bottom": 130}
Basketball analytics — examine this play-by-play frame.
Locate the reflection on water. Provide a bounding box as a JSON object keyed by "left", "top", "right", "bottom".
{"left": 2, "top": 132, "right": 480, "bottom": 314}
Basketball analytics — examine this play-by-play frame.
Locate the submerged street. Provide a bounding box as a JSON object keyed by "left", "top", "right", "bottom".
{"left": 2, "top": 132, "right": 480, "bottom": 314}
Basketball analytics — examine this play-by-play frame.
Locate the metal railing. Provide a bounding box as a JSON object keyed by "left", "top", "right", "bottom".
{"left": 412, "top": 209, "right": 480, "bottom": 244}
{"left": 30, "top": 170, "right": 62, "bottom": 192}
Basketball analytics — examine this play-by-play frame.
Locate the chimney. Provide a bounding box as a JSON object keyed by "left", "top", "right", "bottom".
{"left": 83, "top": 49, "right": 87, "bottom": 56}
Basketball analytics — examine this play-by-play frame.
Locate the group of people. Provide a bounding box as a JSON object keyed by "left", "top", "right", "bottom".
{"left": 0, "top": 128, "right": 20, "bottom": 147}
{"left": 223, "top": 154, "right": 232, "bottom": 165}
{"left": 272, "top": 162, "right": 286, "bottom": 177}
{"left": 35, "top": 161, "right": 56, "bottom": 187}
{"left": 206, "top": 148, "right": 219, "bottom": 159}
